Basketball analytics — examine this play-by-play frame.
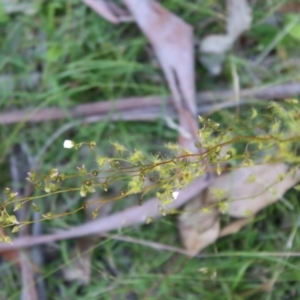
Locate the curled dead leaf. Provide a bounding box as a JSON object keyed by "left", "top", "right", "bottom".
{"left": 62, "top": 238, "right": 95, "bottom": 285}
{"left": 82, "top": 0, "right": 132, "bottom": 24}
{"left": 123, "top": 0, "right": 198, "bottom": 149}
{"left": 0, "top": 227, "right": 20, "bottom": 267}
{"left": 219, "top": 217, "right": 253, "bottom": 237}
{"left": 179, "top": 164, "right": 299, "bottom": 255}
{"left": 63, "top": 195, "right": 114, "bottom": 284}
{"left": 210, "top": 163, "right": 300, "bottom": 218}
{"left": 200, "top": 0, "right": 252, "bottom": 75}
{"left": 179, "top": 190, "right": 220, "bottom": 256}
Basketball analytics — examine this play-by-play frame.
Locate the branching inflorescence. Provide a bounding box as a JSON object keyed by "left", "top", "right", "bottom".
{"left": 1, "top": 101, "right": 300, "bottom": 243}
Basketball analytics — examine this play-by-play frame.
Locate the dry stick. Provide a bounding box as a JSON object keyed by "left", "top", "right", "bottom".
{"left": 0, "top": 177, "right": 210, "bottom": 251}
{"left": 0, "top": 83, "right": 298, "bottom": 251}
{"left": 20, "top": 252, "right": 38, "bottom": 300}
{"left": 81, "top": 0, "right": 133, "bottom": 24}
{"left": 1, "top": 82, "right": 300, "bottom": 125}
{"left": 9, "top": 149, "right": 39, "bottom": 300}
{"left": 20, "top": 144, "right": 46, "bottom": 300}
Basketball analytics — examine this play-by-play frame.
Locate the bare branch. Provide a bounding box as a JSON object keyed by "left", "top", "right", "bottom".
{"left": 1, "top": 83, "right": 299, "bottom": 125}
{"left": 0, "top": 177, "right": 210, "bottom": 251}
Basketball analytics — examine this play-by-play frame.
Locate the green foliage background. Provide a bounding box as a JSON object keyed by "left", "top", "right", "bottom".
{"left": 1, "top": 0, "right": 300, "bottom": 299}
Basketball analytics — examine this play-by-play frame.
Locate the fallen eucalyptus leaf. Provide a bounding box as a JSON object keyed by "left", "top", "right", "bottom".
{"left": 219, "top": 217, "right": 253, "bottom": 237}
{"left": 62, "top": 194, "right": 114, "bottom": 284}
{"left": 82, "top": 0, "right": 132, "bottom": 24}
{"left": 62, "top": 238, "right": 95, "bottom": 285}
{"left": 200, "top": 0, "right": 252, "bottom": 75}
{"left": 179, "top": 164, "right": 299, "bottom": 256}
{"left": 211, "top": 164, "right": 299, "bottom": 218}
{"left": 123, "top": 0, "right": 198, "bottom": 148}
{"left": 179, "top": 190, "right": 220, "bottom": 256}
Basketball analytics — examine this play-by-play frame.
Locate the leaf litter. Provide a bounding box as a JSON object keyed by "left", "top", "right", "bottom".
{"left": 200, "top": 0, "right": 252, "bottom": 75}
{"left": 81, "top": 0, "right": 300, "bottom": 259}
{"left": 179, "top": 164, "right": 300, "bottom": 255}
{"left": 1, "top": 1, "right": 299, "bottom": 286}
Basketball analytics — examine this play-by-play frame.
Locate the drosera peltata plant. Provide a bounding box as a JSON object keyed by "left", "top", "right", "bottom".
{"left": 1, "top": 101, "right": 300, "bottom": 243}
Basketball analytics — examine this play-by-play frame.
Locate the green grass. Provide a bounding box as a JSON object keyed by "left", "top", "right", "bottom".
{"left": 1, "top": 0, "right": 300, "bottom": 299}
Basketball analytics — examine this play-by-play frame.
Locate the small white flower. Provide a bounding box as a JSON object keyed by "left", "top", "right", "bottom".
{"left": 172, "top": 191, "right": 179, "bottom": 200}
{"left": 63, "top": 140, "right": 74, "bottom": 149}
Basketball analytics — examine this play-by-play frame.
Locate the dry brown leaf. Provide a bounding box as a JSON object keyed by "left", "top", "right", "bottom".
{"left": 226, "top": 0, "right": 252, "bottom": 39}
{"left": 278, "top": 3, "right": 300, "bottom": 13}
{"left": 200, "top": 0, "right": 252, "bottom": 75}
{"left": 179, "top": 164, "right": 299, "bottom": 255}
{"left": 0, "top": 227, "right": 20, "bottom": 267}
{"left": 211, "top": 164, "right": 299, "bottom": 218}
{"left": 219, "top": 218, "right": 253, "bottom": 237}
{"left": 121, "top": 0, "right": 210, "bottom": 256}
{"left": 123, "top": 0, "right": 198, "bottom": 148}
{"left": 84, "top": 0, "right": 199, "bottom": 152}
{"left": 62, "top": 238, "right": 95, "bottom": 285}
{"left": 124, "top": 0, "right": 207, "bottom": 257}
{"left": 82, "top": 0, "right": 132, "bottom": 24}
{"left": 179, "top": 190, "right": 220, "bottom": 256}
{"left": 84, "top": 0, "right": 198, "bottom": 146}
{"left": 62, "top": 196, "right": 114, "bottom": 284}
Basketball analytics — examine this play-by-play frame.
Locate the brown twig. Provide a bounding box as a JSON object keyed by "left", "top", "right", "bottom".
{"left": 1, "top": 82, "right": 300, "bottom": 125}
{"left": 0, "top": 82, "right": 298, "bottom": 251}
{"left": 9, "top": 146, "right": 39, "bottom": 300}
{"left": 0, "top": 176, "right": 210, "bottom": 251}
